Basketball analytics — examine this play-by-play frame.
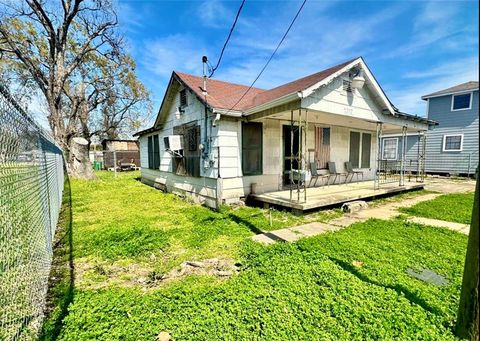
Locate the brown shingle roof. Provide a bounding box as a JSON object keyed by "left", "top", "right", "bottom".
{"left": 174, "top": 71, "right": 265, "bottom": 111}
{"left": 174, "top": 57, "right": 359, "bottom": 112}
{"left": 422, "top": 81, "right": 479, "bottom": 99}
{"left": 247, "top": 58, "right": 358, "bottom": 108}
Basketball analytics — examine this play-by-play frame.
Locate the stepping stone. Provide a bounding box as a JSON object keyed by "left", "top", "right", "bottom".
{"left": 290, "top": 222, "right": 336, "bottom": 236}
{"left": 406, "top": 268, "right": 449, "bottom": 286}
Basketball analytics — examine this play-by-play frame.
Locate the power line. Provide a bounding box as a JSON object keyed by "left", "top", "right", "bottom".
{"left": 208, "top": 0, "right": 246, "bottom": 78}
{"left": 225, "top": 0, "right": 307, "bottom": 114}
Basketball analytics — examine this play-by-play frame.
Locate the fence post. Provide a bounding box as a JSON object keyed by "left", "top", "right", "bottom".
{"left": 113, "top": 149, "right": 117, "bottom": 177}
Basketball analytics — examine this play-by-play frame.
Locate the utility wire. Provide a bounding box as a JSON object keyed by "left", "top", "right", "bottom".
{"left": 224, "top": 0, "right": 307, "bottom": 114}
{"left": 208, "top": 0, "right": 246, "bottom": 78}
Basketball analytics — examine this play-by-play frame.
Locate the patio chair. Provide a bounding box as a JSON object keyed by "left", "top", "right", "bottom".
{"left": 344, "top": 161, "right": 364, "bottom": 183}
{"left": 327, "top": 162, "right": 348, "bottom": 185}
{"left": 309, "top": 162, "right": 329, "bottom": 187}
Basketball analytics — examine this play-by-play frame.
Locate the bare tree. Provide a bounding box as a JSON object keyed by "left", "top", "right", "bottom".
{"left": 0, "top": 0, "right": 149, "bottom": 178}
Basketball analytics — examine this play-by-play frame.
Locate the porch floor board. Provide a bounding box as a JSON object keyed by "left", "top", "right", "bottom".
{"left": 250, "top": 180, "right": 425, "bottom": 211}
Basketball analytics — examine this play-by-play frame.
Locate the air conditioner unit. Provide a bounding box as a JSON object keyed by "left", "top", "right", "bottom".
{"left": 164, "top": 135, "right": 183, "bottom": 151}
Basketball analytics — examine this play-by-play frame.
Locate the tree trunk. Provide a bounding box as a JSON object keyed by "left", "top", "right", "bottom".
{"left": 68, "top": 137, "right": 95, "bottom": 179}
{"left": 456, "top": 177, "right": 479, "bottom": 340}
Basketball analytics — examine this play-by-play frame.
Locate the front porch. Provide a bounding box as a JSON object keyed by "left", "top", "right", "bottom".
{"left": 250, "top": 180, "right": 424, "bottom": 212}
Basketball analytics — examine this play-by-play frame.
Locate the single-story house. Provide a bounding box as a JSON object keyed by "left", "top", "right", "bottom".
{"left": 135, "top": 57, "right": 434, "bottom": 210}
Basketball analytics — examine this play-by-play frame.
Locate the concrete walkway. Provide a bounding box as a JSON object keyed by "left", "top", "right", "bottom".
{"left": 251, "top": 222, "right": 340, "bottom": 244}
{"left": 252, "top": 190, "right": 470, "bottom": 244}
{"left": 407, "top": 217, "right": 470, "bottom": 235}
{"left": 329, "top": 193, "right": 441, "bottom": 227}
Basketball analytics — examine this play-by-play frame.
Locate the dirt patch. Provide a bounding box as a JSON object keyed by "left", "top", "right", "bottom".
{"left": 147, "top": 258, "right": 241, "bottom": 286}
{"left": 75, "top": 257, "right": 240, "bottom": 290}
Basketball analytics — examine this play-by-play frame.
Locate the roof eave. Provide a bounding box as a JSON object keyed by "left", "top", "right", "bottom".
{"left": 243, "top": 92, "right": 300, "bottom": 116}
{"left": 421, "top": 88, "right": 479, "bottom": 100}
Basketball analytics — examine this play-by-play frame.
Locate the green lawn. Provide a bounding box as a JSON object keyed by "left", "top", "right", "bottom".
{"left": 400, "top": 192, "right": 475, "bottom": 224}
{"left": 44, "top": 171, "right": 468, "bottom": 340}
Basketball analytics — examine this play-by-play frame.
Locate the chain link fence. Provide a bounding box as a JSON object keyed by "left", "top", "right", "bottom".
{"left": 0, "top": 84, "right": 64, "bottom": 340}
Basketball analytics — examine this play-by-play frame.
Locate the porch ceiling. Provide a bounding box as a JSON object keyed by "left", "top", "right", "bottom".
{"left": 250, "top": 108, "right": 424, "bottom": 133}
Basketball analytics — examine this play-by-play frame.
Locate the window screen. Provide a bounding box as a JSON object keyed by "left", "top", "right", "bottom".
{"left": 452, "top": 93, "right": 471, "bottom": 110}
{"left": 382, "top": 138, "right": 398, "bottom": 160}
{"left": 444, "top": 135, "right": 462, "bottom": 151}
{"left": 349, "top": 131, "right": 360, "bottom": 168}
{"left": 242, "top": 122, "right": 263, "bottom": 175}
{"left": 361, "top": 133, "right": 371, "bottom": 168}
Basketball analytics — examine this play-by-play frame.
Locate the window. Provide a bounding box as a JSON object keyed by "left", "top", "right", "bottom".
{"left": 179, "top": 89, "right": 188, "bottom": 107}
{"left": 242, "top": 122, "right": 263, "bottom": 175}
{"left": 349, "top": 132, "right": 360, "bottom": 168}
{"left": 148, "top": 136, "right": 153, "bottom": 169}
{"left": 451, "top": 93, "right": 472, "bottom": 111}
{"left": 147, "top": 134, "right": 160, "bottom": 169}
{"left": 382, "top": 138, "right": 398, "bottom": 160}
{"left": 361, "top": 133, "right": 371, "bottom": 168}
{"left": 349, "top": 131, "right": 372, "bottom": 168}
{"left": 443, "top": 134, "right": 463, "bottom": 152}
{"left": 315, "top": 127, "right": 330, "bottom": 169}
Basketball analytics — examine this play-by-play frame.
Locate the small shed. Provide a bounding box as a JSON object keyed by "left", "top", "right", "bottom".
{"left": 101, "top": 139, "right": 140, "bottom": 170}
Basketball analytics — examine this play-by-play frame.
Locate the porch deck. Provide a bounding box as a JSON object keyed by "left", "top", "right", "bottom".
{"left": 250, "top": 180, "right": 424, "bottom": 212}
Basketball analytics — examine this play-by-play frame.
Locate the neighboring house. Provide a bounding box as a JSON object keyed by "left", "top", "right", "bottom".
{"left": 381, "top": 81, "right": 479, "bottom": 176}
{"left": 422, "top": 82, "right": 479, "bottom": 175}
{"left": 134, "top": 57, "right": 432, "bottom": 209}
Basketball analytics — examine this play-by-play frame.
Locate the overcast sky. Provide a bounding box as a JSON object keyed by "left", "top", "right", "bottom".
{"left": 119, "top": 0, "right": 478, "bottom": 121}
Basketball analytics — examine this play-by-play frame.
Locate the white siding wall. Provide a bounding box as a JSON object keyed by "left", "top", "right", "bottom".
{"left": 139, "top": 87, "right": 221, "bottom": 208}
{"left": 303, "top": 74, "right": 383, "bottom": 122}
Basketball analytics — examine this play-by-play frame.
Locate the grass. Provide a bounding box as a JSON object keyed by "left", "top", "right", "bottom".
{"left": 61, "top": 171, "right": 340, "bottom": 288}
{"left": 400, "top": 192, "right": 474, "bottom": 224}
{"left": 43, "top": 171, "right": 469, "bottom": 340}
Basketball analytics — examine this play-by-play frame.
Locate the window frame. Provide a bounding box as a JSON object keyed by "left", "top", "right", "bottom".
{"left": 348, "top": 130, "right": 372, "bottom": 169}
{"left": 451, "top": 92, "right": 472, "bottom": 111}
{"left": 382, "top": 137, "right": 399, "bottom": 160}
{"left": 442, "top": 134, "right": 464, "bottom": 152}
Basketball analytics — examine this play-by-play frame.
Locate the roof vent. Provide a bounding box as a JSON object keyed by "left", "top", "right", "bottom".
{"left": 343, "top": 80, "right": 353, "bottom": 93}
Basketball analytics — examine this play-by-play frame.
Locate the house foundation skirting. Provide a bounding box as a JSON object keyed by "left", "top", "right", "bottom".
{"left": 141, "top": 168, "right": 219, "bottom": 209}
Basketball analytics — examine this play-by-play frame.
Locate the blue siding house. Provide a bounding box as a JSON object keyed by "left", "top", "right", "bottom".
{"left": 381, "top": 81, "right": 478, "bottom": 176}
{"left": 422, "top": 81, "right": 478, "bottom": 175}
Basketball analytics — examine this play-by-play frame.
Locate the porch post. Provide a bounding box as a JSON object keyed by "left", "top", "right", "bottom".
{"left": 421, "top": 131, "right": 426, "bottom": 182}
{"left": 374, "top": 122, "right": 383, "bottom": 190}
{"left": 304, "top": 108, "right": 308, "bottom": 203}
{"left": 290, "top": 109, "right": 294, "bottom": 202}
{"left": 400, "top": 126, "right": 407, "bottom": 186}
